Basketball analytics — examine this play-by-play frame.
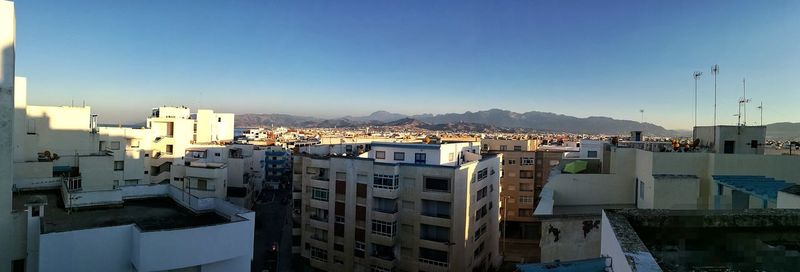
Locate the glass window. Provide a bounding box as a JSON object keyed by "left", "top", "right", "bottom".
{"left": 421, "top": 199, "right": 451, "bottom": 219}
{"left": 420, "top": 224, "right": 450, "bottom": 242}
{"left": 312, "top": 187, "right": 329, "bottom": 201}
{"left": 424, "top": 177, "right": 449, "bottom": 192}
{"left": 373, "top": 174, "right": 399, "bottom": 190}
{"left": 371, "top": 220, "right": 397, "bottom": 237}
{"left": 393, "top": 152, "right": 405, "bottom": 161}
{"left": 375, "top": 151, "right": 386, "bottom": 159}
{"left": 414, "top": 153, "right": 427, "bottom": 164}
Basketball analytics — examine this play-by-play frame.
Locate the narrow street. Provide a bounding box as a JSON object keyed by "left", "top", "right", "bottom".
{"left": 252, "top": 188, "right": 293, "bottom": 272}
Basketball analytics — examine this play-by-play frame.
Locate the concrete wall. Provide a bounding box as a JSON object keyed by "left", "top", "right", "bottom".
{"left": 777, "top": 191, "right": 800, "bottom": 209}
{"left": 540, "top": 216, "right": 602, "bottom": 262}
{"left": 653, "top": 177, "right": 700, "bottom": 209}
{"left": 600, "top": 211, "right": 632, "bottom": 272}
{"left": 39, "top": 225, "right": 134, "bottom": 272}
{"left": 0, "top": 2, "right": 16, "bottom": 269}
{"left": 548, "top": 173, "right": 635, "bottom": 206}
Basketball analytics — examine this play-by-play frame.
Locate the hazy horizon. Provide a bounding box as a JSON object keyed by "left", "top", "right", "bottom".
{"left": 13, "top": 0, "right": 800, "bottom": 130}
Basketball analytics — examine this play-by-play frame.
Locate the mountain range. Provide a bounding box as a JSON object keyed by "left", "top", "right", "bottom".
{"left": 235, "top": 109, "right": 687, "bottom": 136}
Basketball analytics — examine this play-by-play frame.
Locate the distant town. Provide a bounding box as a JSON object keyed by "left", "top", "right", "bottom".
{"left": 3, "top": 1, "right": 800, "bottom": 272}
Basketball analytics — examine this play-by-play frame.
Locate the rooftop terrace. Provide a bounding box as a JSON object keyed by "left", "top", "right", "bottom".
{"left": 605, "top": 209, "right": 800, "bottom": 272}
{"left": 13, "top": 190, "right": 229, "bottom": 234}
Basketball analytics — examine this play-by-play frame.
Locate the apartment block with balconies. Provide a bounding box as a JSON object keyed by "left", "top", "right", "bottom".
{"left": 293, "top": 142, "right": 502, "bottom": 272}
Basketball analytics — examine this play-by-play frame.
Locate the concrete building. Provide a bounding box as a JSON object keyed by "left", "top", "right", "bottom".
{"left": 292, "top": 142, "right": 502, "bottom": 272}
{"left": 0, "top": 5, "right": 255, "bottom": 270}
{"left": 534, "top": 129, "right": 800, "bottom": 263}
{"left": 693, "top": 125, "right": 767, "bottom": 154}
{"left": 264, "top": 145, "right": 290, "bottom": 190}
{"left": 481, "top": 139, "right": 542, "bottom": 263}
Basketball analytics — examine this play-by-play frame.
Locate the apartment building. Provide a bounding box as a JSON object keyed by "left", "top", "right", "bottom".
{"left": 0, "top": 4, "right": 254, "bottom": 270}
{"left": 481, "top": 139, "right": 541, "bottom": 262}
{"left": 264, "top": 145, "right": 291, "bottom": 190}
{"left": 293, "top": 142, "right": 502, "bottom": 272}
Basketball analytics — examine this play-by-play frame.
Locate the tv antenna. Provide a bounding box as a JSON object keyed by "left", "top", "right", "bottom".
{"left": 757, "top": 102, "right": 763, "bottom": 126}
{"left": 738, "top": 78, "right": 751, "bottom": 126}
{"left": 693, "top": 71, "right": 703, "bottom": 128}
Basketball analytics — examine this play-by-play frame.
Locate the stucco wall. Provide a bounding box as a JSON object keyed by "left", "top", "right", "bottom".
{"left": 540, "top": 216, "right": 602, "bottom": 262}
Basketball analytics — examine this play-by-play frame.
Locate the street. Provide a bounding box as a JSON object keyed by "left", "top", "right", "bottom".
{"left": 252, "top": 188, "right": 293, "bottom": 272}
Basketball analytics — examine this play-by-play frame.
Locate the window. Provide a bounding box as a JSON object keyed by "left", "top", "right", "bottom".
{"left": 420, "top": 224, "right": 450, "bottom": 242}
{"left": 355, "top": 241, "right": 366, "bottom": 257}
{"left": 500, "top": 145, "right": 507, "bottom": 151}
{"left": 214, "top": 152, "right": 220, "bottom": 157}
{"left": 335, "top": 215, "right": 345, "bottom": 224}
{"left": 520, "top": 183, "right": 534, "bottom": 192}
{"left": 373, "top": 197, "right": 397, "bottom": 213}
{"left": 414, "top": 153, "right": 427, "bottom": 164}
{"left": 114, "top": 161, "right": 124, "bottom": 171}
{"left": 373, "top": 174, "right": 399, "bottom": 190}
{"left": 448, "top": 152, "right": 455, "bottom": 161}
{"left": 476, "top": 187, "right": 488, "bottom": 201}
{"left": 27, "top": 119, "right": 36, "bottom": 134}
{"left": 474, "top": 241, "right": 486, "bottom": 258}
{"left": 310, "top": 207, "right": 329, "bottom": 222}
{"left": 639, "top": 180, "right": 645, "bottom": 199}
{"left": 110, "top": 141, "right": 121, "bottom": 150}
{"left": 476, "top": 168, "right": 488, "bottom": 182}
{"left": 166, "top": 144, "right": 174, "bottom": 154}
{"left": 310, "top": 246, "right": 328, "bottom": 262}
{"left": 513, "top": 145, "right": 522, "bottom": 151}
{"left": 375, "top": 150, "right": 386, "bottom": 159}
{"left": 475, "top": 204, "right": 488, "bottom": 221}
{"left": 483, "top": 144, "right": 488, "bottom": 149}
{"left": 518, "top": 209, "right": 533, "bottom": 217}
{"left": 422, "top": 199, "right": 451, "bottom": 219}
{"left": 508, "top": 159, "right": 516, "bottom": 165}
{"left": 371, "top": 220, "right": 397, "bottom": 237}
{"left": 474, "top": 223, "right": 487, "bottom": 241}
{"left": 312, "top": 187, "right": 329, "bottom": 201}
{"left": 424, "top": 177, "right": 449, "bottom": 192}
{"left": 334, "top": 244, "right": 344, "bottom": 252}
{"left": 419, "top": 247, "right": 448, "bottom": 266}
{"left": 124, "top": 179, "right": 138, "bottom": 186}
{"left": 520, "top": 157, "right": 535, "bottom": 165}
{"left": 588, "top": 150, "right": 598, "bottom": 158}
{"left": 197, "top": 179, "right": 208, "bottom": 190}
{"left": 393, "top": 152, "right": 405, "bottom": 161}
{"left": 519, "top": 170, "right": 533, "bottom": 179}
{"left": 311, "top": 227, "right": 328, "bottom": 242}
{"left": 519, "top": 195, "right": 534, "bottom": 204}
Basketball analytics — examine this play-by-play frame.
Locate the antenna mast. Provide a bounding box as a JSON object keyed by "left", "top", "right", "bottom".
{"left": 757, "top": 102, "right": 763, "bottom": 126}
{"left": 693, "top": 71, "right": 703, "bottom": 128}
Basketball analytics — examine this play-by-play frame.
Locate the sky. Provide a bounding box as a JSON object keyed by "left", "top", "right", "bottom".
{"left": 13, "top": 0, "right": 800, "bottom": 130}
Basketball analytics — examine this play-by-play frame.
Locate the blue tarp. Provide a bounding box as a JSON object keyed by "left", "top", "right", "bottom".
{"left": 713, "top": 175, "right": 793, "bottom": 200}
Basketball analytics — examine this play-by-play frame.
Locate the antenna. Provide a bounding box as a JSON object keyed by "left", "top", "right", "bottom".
{"left": 639, "top": 109, "right": 644, "bottom": 124}
{"left": 757, "top": 102, "right": 763, "bottom": 126}
{"left": 738, "top": 78, "right": 751, "bottom": 126}
{"left": 711, "top": 65, "right": 719, "bottom": 127}
{"left": 693, "top": 71, "right": 703, "bottom": 128}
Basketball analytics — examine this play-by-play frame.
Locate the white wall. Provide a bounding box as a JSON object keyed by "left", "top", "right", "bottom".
{"left": 777, "top": 191, "right": 800, "bottom": 209}
{"left": 39, "top": 225, "right": 134, "bottom": 272}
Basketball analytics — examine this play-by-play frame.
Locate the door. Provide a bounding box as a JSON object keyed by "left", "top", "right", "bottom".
{"left": 724, "top": 141, "right": 735, "bottom": 154}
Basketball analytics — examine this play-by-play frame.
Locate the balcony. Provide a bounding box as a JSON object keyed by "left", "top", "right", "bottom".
{"left": 372, "top": 208, "right": 398, "bottom": 222}
{"left": 418, "top": 258, "right": 449, "bottom": 269}
{"left": 185, "top": 165, "right": 226, "bottom": 179}
{"left": 373, "top": 187, "right": 399, "bottom": 199}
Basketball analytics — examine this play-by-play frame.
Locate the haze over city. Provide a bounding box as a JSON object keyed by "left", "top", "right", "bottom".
{"left": 13, "top": 0, "right": 800, "bottom": 130}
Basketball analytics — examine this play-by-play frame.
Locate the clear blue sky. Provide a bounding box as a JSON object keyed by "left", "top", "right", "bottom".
{"left": 14, "top": 0, "right": 800, "bottom": 129}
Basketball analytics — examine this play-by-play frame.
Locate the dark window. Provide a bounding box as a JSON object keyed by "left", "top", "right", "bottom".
{"left": 419, "top": 247, "right": 448, "bottom": 263}
{"left": 724, "top": 140, "right": 735, "bottom": 154}
{"left": 114, "top": 161, "right": 124, "bottom": 171}
{"left": 424, "top": 177, "right": 449, "bottom": 192}
{"left": 477, "top": 187, "right": 488, "bottom": 201}
{"left": 420, "top": 224, "right": 450, "bottom": 242}
{"left": 336, "top": 180, "right": 346, "bottom": 195}
{"left": 414, "top": 153, "right": 427, "bottom": 164}
{"left": 393, "top": 152, "right": 405, "bottom": 161}
{"left": 166, "top": 144, "right": 174, "bottom": 154}
{"left": 513, "top": 145, "right": 522, "bottom": 151}
{"left": 476, "top": 168, "right": 488, "bottom": 181}
{"left": 520, "top": 170, "right": 534, "bottom": 179}
{"left": 588, "top": 151, "right": 598, "bottom": 158}
{"left": 421, "top": 200, "right": 451, "bottom": 219}
{"left": 375, "top": 151, "right": 386, "bottom": 159}
{"left": 357, "top": 183, "right": 367, "bottom": 197}
{"left": 356, "top": 205, "right": 366, "bottom": 220}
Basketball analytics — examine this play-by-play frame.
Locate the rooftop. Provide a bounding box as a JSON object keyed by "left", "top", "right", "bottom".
{"left": 605, "top": 209, "right": 800, "bottom": 272}
{"left": 516, "top": 258, "right": 609, "bottom": 272}
{"left": 13, "top": 190, "right": 229, "bottom": 234}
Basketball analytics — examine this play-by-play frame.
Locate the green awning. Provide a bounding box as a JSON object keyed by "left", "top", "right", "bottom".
{"left": 563, "top": 160, "right": 588, "bottom": 174}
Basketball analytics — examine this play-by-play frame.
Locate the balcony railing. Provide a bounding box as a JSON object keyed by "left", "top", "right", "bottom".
{"left": 419, "top": 258, "right": 448, "bottom": 268}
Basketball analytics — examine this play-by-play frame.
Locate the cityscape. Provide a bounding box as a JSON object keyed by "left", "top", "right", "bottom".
{"left": 2, "top": 1, "right": 800, "bottom": 272}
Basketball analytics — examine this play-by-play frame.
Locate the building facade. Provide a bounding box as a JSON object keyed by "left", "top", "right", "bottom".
{"left": 293, "top": 142, "right": 502, "bottom": 272}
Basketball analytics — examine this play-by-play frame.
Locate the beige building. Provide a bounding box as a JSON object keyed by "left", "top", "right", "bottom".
{"left": 293, "top": 142, "right": 502, "bottom": 272}
{"left": 481, "top": 139, "right": 541, "bottom": 262}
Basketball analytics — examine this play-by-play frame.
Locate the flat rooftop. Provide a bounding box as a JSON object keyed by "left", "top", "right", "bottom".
{"left": 13, "top": 190, "right": 229, "bottom": 234}
{"left": 606, "top": 209, "right": 800, "bottom": 272}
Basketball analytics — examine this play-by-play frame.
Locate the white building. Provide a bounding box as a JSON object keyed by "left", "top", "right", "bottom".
{"left": 0, "top": 4, "right": 255, "bottom": 270}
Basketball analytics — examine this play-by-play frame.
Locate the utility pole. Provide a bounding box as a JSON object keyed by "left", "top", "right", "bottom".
{"left": 693, "top": 71, "right": 703, "bottom": 128}
{"left": 738, "top": 78, "right": 751, "bottom": 127}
